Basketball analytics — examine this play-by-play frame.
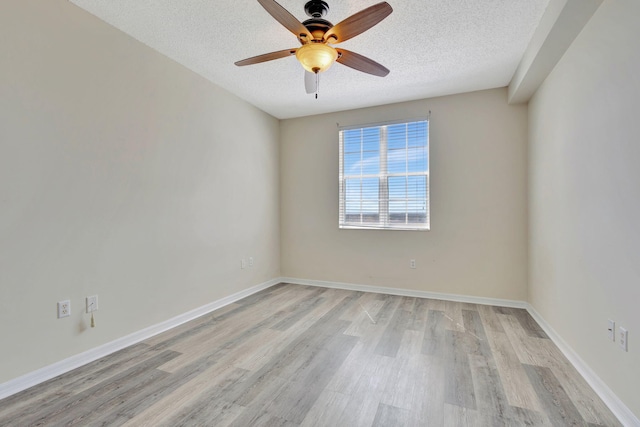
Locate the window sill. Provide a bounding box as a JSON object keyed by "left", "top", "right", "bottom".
{"left": 339, "top": 224, "right": 430, "bottom": 231}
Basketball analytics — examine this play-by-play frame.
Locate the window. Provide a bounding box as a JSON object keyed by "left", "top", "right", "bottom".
{"left": 339, "top": 119, "right": 429, "bottom": 230}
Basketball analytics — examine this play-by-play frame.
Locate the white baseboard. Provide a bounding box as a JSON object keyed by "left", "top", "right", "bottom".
{"left": 526, "top": 305, "right": 639, "bottom": 427}
{"left": 0, "top": 278, "right": 281, "bottom": 401}
{"left": 281, "top": 276, "right": 528, "bottom": 309}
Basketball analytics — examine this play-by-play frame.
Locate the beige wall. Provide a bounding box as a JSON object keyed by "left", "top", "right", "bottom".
{"left": 528, "top": 0, "right": 640, "bottom": 417}
{"left": 280, "top": 89, "right": 529, "bottom": 300}
{"left": 0, "top": 0, "right": 280, "bottom": 383}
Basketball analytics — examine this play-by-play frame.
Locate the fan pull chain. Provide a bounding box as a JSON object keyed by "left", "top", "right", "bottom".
{"left": 315, "top": 72, "right": 319, "bottom": 99}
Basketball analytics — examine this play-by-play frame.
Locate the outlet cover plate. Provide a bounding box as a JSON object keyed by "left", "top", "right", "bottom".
{"left": 57, "top": 300, "right": 71, "bottom": 318}
{"left": 619, "top": 327, "right": 628, "bottom": 352}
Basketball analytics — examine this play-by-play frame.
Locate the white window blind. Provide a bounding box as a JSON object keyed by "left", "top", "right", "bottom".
{"left": 339, "top": 119, "right": 430, "bottom": 230}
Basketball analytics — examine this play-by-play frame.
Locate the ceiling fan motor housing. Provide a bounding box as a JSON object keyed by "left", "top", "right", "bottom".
{"left": 302, "top": 18, "right": 333, "bottom": 40}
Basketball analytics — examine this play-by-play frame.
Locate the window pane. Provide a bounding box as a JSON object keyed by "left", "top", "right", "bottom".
{"left": 407, "top": 175, "right": 427, "bottom": 224}
{"left": 388, "top": 176, "right": 406, "bottom": 199}
{"left": 362, "top": 127, "right": 380, "bottom": 152}
{"left": 344, "top": 130, "right": 362, "bottom": 153}
{"left": 361, "top": 201, "right": 379, "bottom": 223}
{"left": 407, "top": 175, "right": 426, "bottom": 198}
{"left": 407, "top": 198, "right": 427, "bottom": 213}
{"left": 345, "top": 212, "right": 361, "bottom": 222}
{"left": 387, "top": 148, "right": 406, "bottom": 174}
{"left": 387, "top": 124, "right": 407, "bottom": 150}
{"left": 407, "top": 212, "right": 427, "bottom": 223}
{"left": 345, "top": 178, "right": 361, "bottom": 222}
{"left": 362, "top": 178, "right": 379, "bottom": 201}
{"left": 407, "top": 121, "right": 428, "bottom": 147}
{"left": 389, "top": 201, "right": 406, "bottom": 212}
{"left": 345, "top": 202, "right": 360, "bottom": 214}
{"left": 407, "top": 147, "right": 427, "bottom": 173}
{"left": 345, "top": 178, "right": 361, "bottom": 193}
{"left": 343, "top": 177, "right": 380, "bottom": 224}
{"left": 407, "top": 198, "right": 427, "bottom": 224}
{"left": 361, "top": 151, "right": 380, "bottom": 175}
{"left": 389, "top": 201, "right": 407, "bottom": 223}
{"left": 362, "top": 178, "right": 378, "bottom": 222}
{"left": 344, "top": 152, "right": 361, "bottom": 176}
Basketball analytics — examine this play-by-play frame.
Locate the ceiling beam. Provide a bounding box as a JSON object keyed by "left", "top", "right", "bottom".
{"left": 508, "top": 0, "right": 603, "bottom": 104}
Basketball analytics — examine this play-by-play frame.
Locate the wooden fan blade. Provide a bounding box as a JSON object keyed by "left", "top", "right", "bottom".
{"left": 336, "top": 48, "right": 389, "bottom": 77}
{"left": 304, "top": 71, "right": 317, "bottom": 94}
{"left": 235, "top": 48, "right": 297, "bottom": 66}
{"left": 257, "top": 0, "right": 312, "bottom": 42}
{"left": 324, "top": 2, "right": 392, "bottom": 44}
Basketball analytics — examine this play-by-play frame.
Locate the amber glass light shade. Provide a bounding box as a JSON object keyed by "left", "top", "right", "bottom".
{"left": 295, "top": 43, "right": 338, "bottom": 73}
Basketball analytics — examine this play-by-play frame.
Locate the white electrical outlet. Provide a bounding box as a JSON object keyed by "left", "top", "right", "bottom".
{"left": 86, "top": 295, "right": 98, "bottom": 313}
{"left": 57, "top": 300, "right": 71, "bottom": 318}
{"left": 249, "top": 257, "right": 254, "bottom": 267}
{"left": 410, "top": 259, "right": 416, "bottom": 269}
{"left": 241, "top": 259, "right": 246, "bottom": 269}
{"left": 608, "top": 319, "right": 615, "bottom": 341}
{"left": 619, "top": 327, "right": 628, "bottom": 352}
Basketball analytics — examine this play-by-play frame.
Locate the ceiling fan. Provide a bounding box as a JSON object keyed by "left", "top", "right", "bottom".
{"left": 235, "top": 0, "right": 393, "bottom": 96}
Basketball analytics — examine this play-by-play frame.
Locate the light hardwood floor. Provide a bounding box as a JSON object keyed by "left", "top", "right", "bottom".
{"left": 0, "top": 283, "right": 621, "bottom": 426}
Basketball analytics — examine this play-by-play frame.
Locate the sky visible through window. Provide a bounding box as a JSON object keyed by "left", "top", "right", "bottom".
{"left": 342, "top": 121, "right": 428, "bottom": 220}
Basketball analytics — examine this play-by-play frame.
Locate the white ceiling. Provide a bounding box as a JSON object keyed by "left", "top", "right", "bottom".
{"left": 69, "top": 0, "right": 550, "bottom": 119}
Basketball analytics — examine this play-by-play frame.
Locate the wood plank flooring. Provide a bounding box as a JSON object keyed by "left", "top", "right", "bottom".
{"left": 0, "top": 283, "right": 621, "bottom": 426}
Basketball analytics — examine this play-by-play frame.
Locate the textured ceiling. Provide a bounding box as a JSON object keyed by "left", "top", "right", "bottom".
{"left": 69, "top": 0, "right": 550, "bottom": 119}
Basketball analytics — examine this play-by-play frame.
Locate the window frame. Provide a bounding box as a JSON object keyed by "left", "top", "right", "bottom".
{"left": 338, "top": 117, "right": 430, "bottom": 231}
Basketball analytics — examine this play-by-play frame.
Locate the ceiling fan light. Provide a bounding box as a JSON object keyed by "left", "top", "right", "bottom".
{"left": 296, "top": 43, "right": 338, "bottom": 73}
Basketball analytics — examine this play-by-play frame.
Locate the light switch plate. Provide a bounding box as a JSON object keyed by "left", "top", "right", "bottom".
{"left": 608, "top": 319, "right": 615, "bottom": 341}
{"left": 86, "top": 295, "right": 98, "bottom": 313}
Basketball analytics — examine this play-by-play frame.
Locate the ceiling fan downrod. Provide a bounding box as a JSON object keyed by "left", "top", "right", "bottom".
{"left": 304, "top": 0, "right": 329, "bottom": 18}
